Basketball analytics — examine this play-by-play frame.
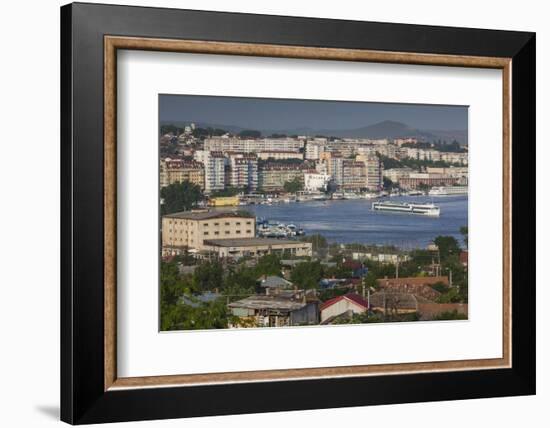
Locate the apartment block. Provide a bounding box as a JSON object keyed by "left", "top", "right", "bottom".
{"left": 162, "top": 210, "right": 256, "bottom": 254}
{"left": 341, "top": 161, "right": 366, "bottom": 190}
{"left": 194, "top": 150, "right": 225, "bottom": 193}
{"left": 159, "top": 158, "right": 205, "bottom": 189}
{"left": 204, "top": 136, "right": 304, "bottom": 153}
{"left": 228, "top": 154, "right": 258, "bottom": 191}
{"left": 258, "top": 164, "right": 308, "bottom": 191}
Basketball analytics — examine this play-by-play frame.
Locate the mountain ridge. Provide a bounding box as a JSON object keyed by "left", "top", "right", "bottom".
{"left": 160, "top": 119, "right": 468, "bottom": 145}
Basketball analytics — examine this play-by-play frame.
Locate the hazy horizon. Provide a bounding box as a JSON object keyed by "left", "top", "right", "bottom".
{"left": 159, "top": 94, "right": 468, "bottom": 132}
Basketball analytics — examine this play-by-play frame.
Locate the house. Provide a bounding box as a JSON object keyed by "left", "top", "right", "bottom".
{"left": 228, "top": 290, "right": 319, "bottom": 328}
{"left": 376, "top": 276, "right": 449, "bottom": 301}
{"left": 258, "top": 275, "right": 293, "bottom": 293}
{"left": 320, "top": 293, "right": 369, "bottom": 323}
{"left": 318, "top": 278, "right": 347, "bottom": 289}
{"left": 369, "top": 292, "right": 426, "bottom": 315}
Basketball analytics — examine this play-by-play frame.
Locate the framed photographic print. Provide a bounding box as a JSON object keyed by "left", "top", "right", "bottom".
{"left": 60, "top": 2, "right": 536, "bottom": 424}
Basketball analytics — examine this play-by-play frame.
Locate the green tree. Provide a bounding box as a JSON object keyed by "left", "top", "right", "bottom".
{"left": 460, "top": 226, "right": 468, "bottom": 248}
{"left": 255, "top": 254, "right": 282, "bottom": 276}
{"left": 436, "top": 287, "right": 462, "bottom": 303}
{"left": 192, "top": 127, "right": 227, "bottom": 138}
{"left": 193, "top": 261, "right": 224, "bottom": 292}
{"left": 283, "top": 178, "right": 303, "bottom": 193}
{"left": 160, "top": 180, "right": 203, "bottom": 215}
{"left": 434, "top": 235, "right": 460, "bottom": 262}
{"left": 162, "top": 299, "right": 230, "bottom": 331}
{"left": 160, "top": 260, "right": 194, "bottom": 330}
{"left": 223, "top": 266, "right": 257, "bottom": 301}
{"left": 431, "top": 281, "right": 449, "bottom": 294}
{"left": 160, "top": 260, "right": 189, "bottom": 307}
{"left": 432, "top": 310, "right": 467, "bottom": 320}
{"left": 290, "top": 260, "right": 323, "bottom": 289}
{"left": 442, "top": 255, "right": 468, "bottom": 302}
{"left": 210, "top": 186, "right": 245, "bottom": 197}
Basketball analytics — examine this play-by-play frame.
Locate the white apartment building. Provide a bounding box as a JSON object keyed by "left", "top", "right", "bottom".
{"left": 257, "top": 151, "right": 304, "bottom": 161}
{"left": 439, "top": 152, "right": 468, "bottom": 165}
{"left": 393, "top": 137, "right": 418, "bottom": 146}
{"left": 401, "top": 147, "right": 468, "bottom": 165}
{"left": 305, "top": 141, "right": 326, "bottom": 160}
{"left": 304, "top": 172, "right": 330, "bottom": 192}
{"left": 426, "top": 166, "right": 469, "bottom": 177}
{"left": 204, "top": 136, "right": 304, "bottom": 153}
{"left": 228, "top": 154, "right": 258, "bottom": 191}
{"left": 194, "top": 150, "right": 225, "bottom": 193}
{"left": 383, "top": 167, "right": 415, "bottom": 183}
{"left": 330, "top": 156, "right": 345, "bottom": 186}
{"left": 356, "top": 154, "right": 383, "bottom": 190}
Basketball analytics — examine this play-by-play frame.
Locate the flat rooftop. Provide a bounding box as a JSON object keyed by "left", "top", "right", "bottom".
{"left": 204, "top": 238, "right": 308, "bottom": 247}
{"left": 163, "top": 210, "right": 254, "bottom": 221}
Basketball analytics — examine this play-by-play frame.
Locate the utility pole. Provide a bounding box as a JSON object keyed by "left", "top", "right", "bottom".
{"left": 361, "top": 263, "right": 366, "bottom": 299}
{"left": 395, "top": 260, "right": 399, "bottom": 278}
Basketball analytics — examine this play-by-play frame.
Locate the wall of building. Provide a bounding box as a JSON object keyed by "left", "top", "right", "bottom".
{"left": 417, "top": 303, "right": 469, "bottom": 320}
{"left": 290, "top": 302, "right": 320, "bottom": 326}
{"left": 320, "top": 299, "right": 366, "bottom": 322}
{"left": 162, "top": 215, "right": 256, "bottom": 251}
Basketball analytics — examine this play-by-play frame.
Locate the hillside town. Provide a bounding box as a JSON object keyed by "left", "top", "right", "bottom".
{"left": 159, "top": 123, "right": 469, "bottom": 331}
{"left": 160, "top": 123, "right": 468, "bottom": 198}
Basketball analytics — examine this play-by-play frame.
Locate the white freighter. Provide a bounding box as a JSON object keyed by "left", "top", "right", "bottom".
{"left": 372, "top": 201, "right": 441, "bottom": 217}
{"left": 428, "top": 186, "right": 468, "bottom": 196}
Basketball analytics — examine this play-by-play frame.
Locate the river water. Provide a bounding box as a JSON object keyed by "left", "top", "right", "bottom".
{"left": 244, "top": 195, "right": 468, "bottom": 249}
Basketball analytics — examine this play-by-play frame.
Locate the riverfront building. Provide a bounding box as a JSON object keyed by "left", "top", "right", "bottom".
{"left": 357, "top": 154, "right": 383, "bottom": 190}
{"left": 303, "top": 172, "right": 330, "bottom": 192}
{"left": 227, "top": 153, "right": 258, "bottom": 191}
{"left": 398, "top": 173, "right": 460, "bottom": 190}
{"left": 194, "top": 150, "right": 225, "bottom": 193}
{"left": 383, "top": 167, "right": 415, "bottom": 183}
{"left": 342, "top": 160, "right": 367, "bottom": 190}
{"left": 203, "top": 237, "right": 312, "bottom": 259}
{"left": 258, "top": 164, "right": 309, "bottom": 191}
{"left": 162, "top": 210, "right": 312, "bottom": 259}
{"left": 160, "top": 158, "right": 205, "bottom": 189}
{"left": 162, "top": 210, "right": 255, "bottom": 254}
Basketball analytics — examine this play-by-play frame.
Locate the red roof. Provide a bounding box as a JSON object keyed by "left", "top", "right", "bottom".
{"left": 343, "top": 260, "right": 362, "bottom": 270}
{"left": 320, "top": 293, "right": 369, "bottom": 311}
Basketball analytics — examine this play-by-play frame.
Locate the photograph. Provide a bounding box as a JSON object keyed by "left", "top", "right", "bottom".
{"left": 159, "top": 95, "right": 470, "bottom": 331}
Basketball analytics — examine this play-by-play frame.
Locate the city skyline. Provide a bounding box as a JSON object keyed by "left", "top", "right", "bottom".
{"left": 160, "top": 94, "right": 468, "bottom": 133}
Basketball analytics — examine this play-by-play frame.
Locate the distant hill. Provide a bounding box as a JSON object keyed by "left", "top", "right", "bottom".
{"left": 161, "top": 119, "right": 468, "bottom": 145}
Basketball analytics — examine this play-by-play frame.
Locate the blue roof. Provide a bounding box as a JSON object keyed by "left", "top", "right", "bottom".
{"left": 180, "top": 291, "right": 221, "bottom": 307}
